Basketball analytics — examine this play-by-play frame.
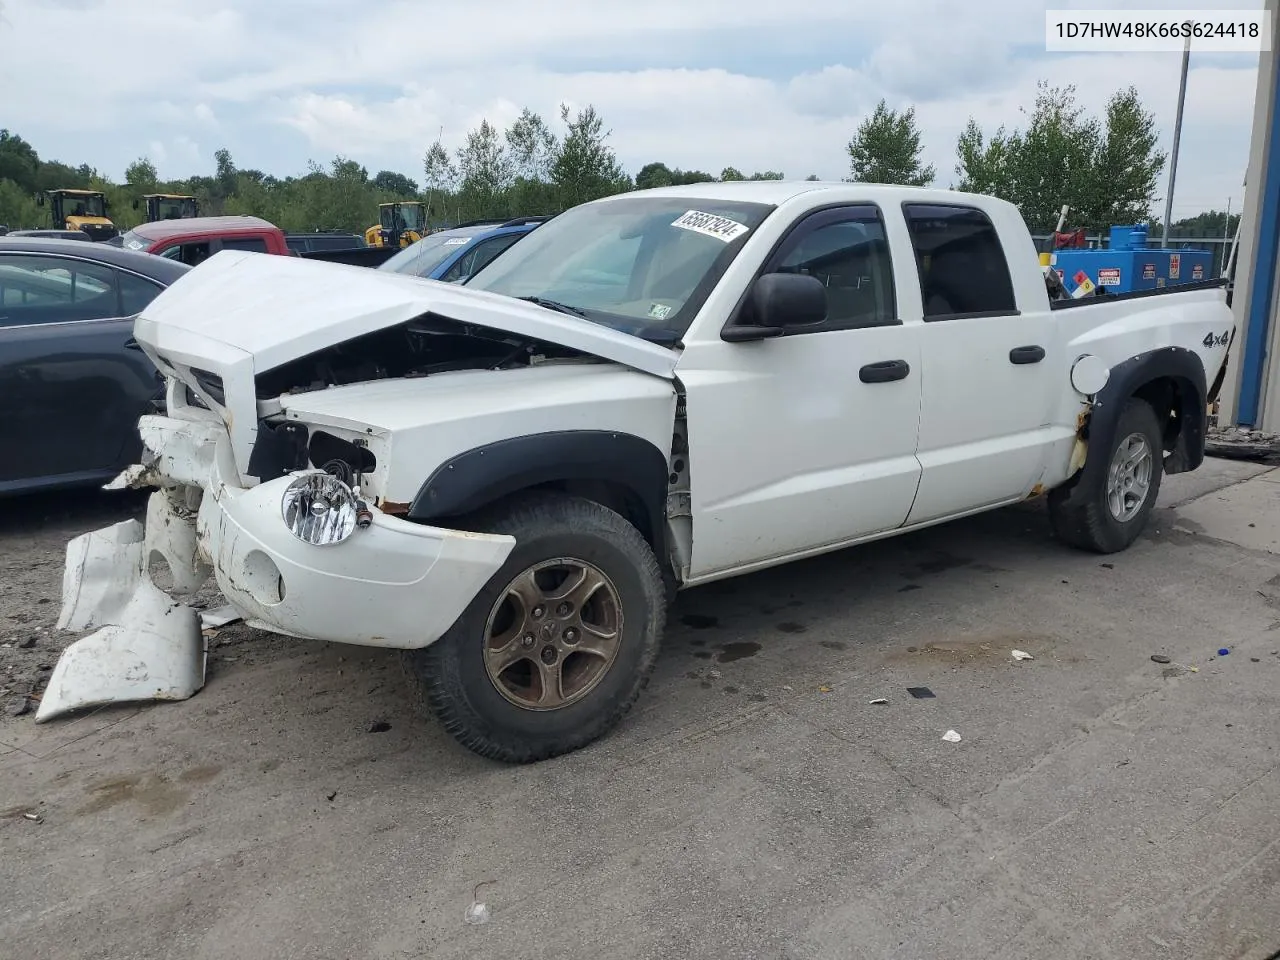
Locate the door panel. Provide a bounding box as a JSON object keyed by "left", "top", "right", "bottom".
{"left": 675, "top": 204, "right": 923, "bottom": 579}
{"left": 907, "top": 313, "right": 1061, "bottom": 521}
{"left": 0, "top": 255, "right": 162, "bottom": 486}
{"left": 901, "top": 203, "right": 1062, "bottom": 524}
{"left": 679, "top": 327, "right": 922, "bottom": 576}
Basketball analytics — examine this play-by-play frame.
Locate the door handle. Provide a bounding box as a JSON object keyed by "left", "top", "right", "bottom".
{"left": 1009, "top": 345, "right": 1045, "bottom": 364}
{"left": 859, "top": 359, "right": 910, "bottom": 383}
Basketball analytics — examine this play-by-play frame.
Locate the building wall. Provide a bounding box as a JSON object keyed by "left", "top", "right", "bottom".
{"left": 1220, "top": 0, "right": 1280, "bottom": 428}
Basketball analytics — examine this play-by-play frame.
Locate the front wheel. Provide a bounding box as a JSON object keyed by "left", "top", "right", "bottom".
{"left": 405, "top": 493, "right": 666, "bottom": 763}
{"left": 1048, "top": 398, "right": 1164, "bottom": 553}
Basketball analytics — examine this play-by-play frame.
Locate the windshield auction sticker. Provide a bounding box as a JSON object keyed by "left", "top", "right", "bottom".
{"left": 671, "top": 210, "right": 749, "bottom": 242}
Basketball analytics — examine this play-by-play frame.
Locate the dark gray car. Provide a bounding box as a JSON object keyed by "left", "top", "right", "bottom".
{"left": 0, "top": 238, "right": 190, "bottom": 495}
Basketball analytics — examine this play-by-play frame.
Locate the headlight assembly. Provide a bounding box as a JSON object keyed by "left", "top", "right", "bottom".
{"left": 281, "top": 473, "right": 360, "bottom": 546}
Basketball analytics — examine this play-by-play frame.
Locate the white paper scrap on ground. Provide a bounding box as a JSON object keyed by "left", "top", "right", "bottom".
{"left": 1011, "top": 649, "right": 1034, "bottom": 661}
{"left": 942, "top": 730, "right": 962, "bottom": 743}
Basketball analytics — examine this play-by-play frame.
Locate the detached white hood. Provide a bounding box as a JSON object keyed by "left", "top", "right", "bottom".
{"left": 135, "top": 249, "right": 677, "bottom": 378}
{"left": 132, "top": 250, "right": 677, "bottom": 486}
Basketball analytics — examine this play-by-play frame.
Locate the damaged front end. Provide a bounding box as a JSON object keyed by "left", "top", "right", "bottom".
{"left": 38, "top": 419, "right": 223, "bottom": 722}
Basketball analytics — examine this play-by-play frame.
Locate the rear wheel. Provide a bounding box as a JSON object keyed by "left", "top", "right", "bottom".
{"left": 405, "top": 493, "right": 666, "bottom": 763}
{"left": 1048, "top": 398, "right": 1164, "bottom": 553}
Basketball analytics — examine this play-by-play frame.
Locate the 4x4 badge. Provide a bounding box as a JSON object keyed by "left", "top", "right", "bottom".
{"left": 1203, "top": 330, "right": 1229, "bottom": 348}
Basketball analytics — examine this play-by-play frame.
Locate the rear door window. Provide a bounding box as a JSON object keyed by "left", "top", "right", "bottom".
{"left": 902, "top": 203, "right": 1017, "bottom": 319}
{"left": 219, "top": 236, "right": 269, "bottom": 253}
{"left": 159, "top": 241, "right": 213, "bottom": 267}
{"left": 0, "top": 255, "right": 120, "bottom": 324}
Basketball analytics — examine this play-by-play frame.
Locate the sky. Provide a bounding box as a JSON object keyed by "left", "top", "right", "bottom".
{"left": 0, "top": 0, "right": 1265, "bottom": 221}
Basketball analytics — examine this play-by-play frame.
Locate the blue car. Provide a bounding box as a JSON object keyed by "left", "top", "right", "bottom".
{"left": 377, "top": 216, "right": 547, "bottom": 283}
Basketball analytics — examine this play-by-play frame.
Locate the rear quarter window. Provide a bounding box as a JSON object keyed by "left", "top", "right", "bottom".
{"left": 118, "top": 271, "right": 165, "bottom": 315}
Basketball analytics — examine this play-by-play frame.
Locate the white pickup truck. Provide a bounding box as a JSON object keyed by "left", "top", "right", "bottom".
{"left": 43, "top": 182, "right": 1235, "bottom": 763}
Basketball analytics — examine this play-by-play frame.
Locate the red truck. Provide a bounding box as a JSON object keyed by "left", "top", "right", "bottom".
{"left": 116, "top": 216, "right": 396, "bottom": 267}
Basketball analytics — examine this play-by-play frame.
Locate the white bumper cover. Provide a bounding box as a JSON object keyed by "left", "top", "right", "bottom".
{"left": 39, "top": 415, "right": 515, "bottom": 722}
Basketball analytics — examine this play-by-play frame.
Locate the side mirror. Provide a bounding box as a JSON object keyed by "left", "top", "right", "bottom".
{"left": 722, "top": 272, "right": 827, "bottom": 342}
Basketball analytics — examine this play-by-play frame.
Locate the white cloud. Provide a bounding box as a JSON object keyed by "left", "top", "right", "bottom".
{"left": 0, "top": 0, "right": 1263, "bottom": 219}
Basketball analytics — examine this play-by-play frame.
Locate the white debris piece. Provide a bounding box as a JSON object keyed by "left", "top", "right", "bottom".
{"left": 200, "top": 605, "right": 243, "bottom": 630}
{"left": 942, "top": 730, "right": 962, "bottom": 743}
{"left": 1011, "top": 649, "right": 1034, "bottom": 661}
{"left": 465, "top": 881, "right": 495, "bottom": 925}
{"left": 39, "top": 518, "right": 204, "bottom": 722}
{"left": 869, "top": 698, "right": 889, "bottom": 705}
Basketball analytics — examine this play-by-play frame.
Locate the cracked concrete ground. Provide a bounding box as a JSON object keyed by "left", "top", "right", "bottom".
{"left": 2, "top": 459, "right": 1279, "bottom": 960}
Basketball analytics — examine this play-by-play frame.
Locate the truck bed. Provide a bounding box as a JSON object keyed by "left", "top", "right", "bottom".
{"left": 1049, "top": 276, "right": 1229, "bottom": 310}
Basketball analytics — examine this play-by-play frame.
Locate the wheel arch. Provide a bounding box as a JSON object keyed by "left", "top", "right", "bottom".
{"left": 1059, "top": 346, "right": 1207, "bottom": 507}
{"left": 407, "top": 430, "right": 671, "bottom": 573}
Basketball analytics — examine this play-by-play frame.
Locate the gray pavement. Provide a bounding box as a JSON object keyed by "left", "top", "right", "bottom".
{"left": 2, "top": 460, "right": 1279, "bottom": 960}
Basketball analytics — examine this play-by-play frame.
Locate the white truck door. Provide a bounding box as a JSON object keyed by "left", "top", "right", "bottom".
{"left": 675, "top": 203, "right": 924, "bottom": 580}
{"left": 900, "top": 201, "right": 1062, "bottom": 524}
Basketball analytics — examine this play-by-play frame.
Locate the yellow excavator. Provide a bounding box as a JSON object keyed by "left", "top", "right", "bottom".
{"left": 365, "top": 201, "right": 426, "bottom": 247}
{"left": 134, "top": 194, "right": 200, "bottom": 222}
{"left": 38, "top": 189, "right": 117, "bottom": 241}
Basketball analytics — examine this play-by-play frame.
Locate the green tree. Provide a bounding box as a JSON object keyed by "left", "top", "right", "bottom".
{"left": 635, "top": 162, "right": 674, "bottom": 189}
{"left": 506, "top": 108, "right": 558, "bottom": 182}
{"left": 846, "top": 99, "right": 935, "bottom": 186}
{"left": 551, "top": 104, "right": 627, "bottom": 209}
{"left": 422, "top": 138, "right": 457, "bottom": 221}
{"left": 505, "top": 109, "right": 559, "bottom": 216}
{"left": 1087, "top": 86, "right": 1165, "bottom": 227}
{"left": 1170, "top": 209, "right": 1240, "bottom": 237}
{"left": 0, "top": 129, "right": 39, "bottom": 193}
{"left": 954, "top": 118, "right": 1015, "bottom": 196}
{"left": 373, "top": 170, "right": 418, "bottom": 195}
{"left": 125, "top": 156, "right": 158, "bottom": 189}
{"left": 455, "top": 119, "right": 514, "bottom": 219}
{"left": 954, "top": 82, "right": 1165, "bottom": 232}
{"left": 671, "top": 168, "right": 716, "bottom": 185}
{"left": 213, "top": 147, "right": 237, "bottom": 199}
{"left": 720, "top": 166, "right": 745, "bottom": 181}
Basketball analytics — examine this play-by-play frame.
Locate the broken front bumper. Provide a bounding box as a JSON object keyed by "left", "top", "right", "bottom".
{"left": 39, "top": 415, "right": 515, "bottom": 722}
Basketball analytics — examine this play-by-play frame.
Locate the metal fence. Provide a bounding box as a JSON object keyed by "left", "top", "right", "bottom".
{"left": 1031, "top": 235, "right": 1234, "bottom": 277}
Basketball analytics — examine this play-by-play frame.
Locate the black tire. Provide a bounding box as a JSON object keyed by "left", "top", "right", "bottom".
{"left": 1048, "top": 398, "right": 1164, "bottom": 554}
{"left": 404, "top": 492, "right": 666, "bottom": 763}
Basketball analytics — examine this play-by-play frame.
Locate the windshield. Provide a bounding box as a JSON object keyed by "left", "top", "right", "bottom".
{"left": 120, "top": 229, "right": 152, "bottom": 252}
{"left": 465, "top": 196, "right": 774, "bottom": 340}
{"left": 379, "top": 232, "right": 471, "bottom": 277}
{"left": 152, "top": 197, "right": 197, "bottom": 220}
{"left": 63, "top": 193, "right": 105, "bottom": 218}
{"left": 399, "top": 204, "right": 425, "bottom": 232}
{"left": 380, "top": 203, "right": 426, "bottom": 233}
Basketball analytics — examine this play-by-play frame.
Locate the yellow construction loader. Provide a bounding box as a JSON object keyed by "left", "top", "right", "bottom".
{"left": 365, "top": 201, "right": 426, "bottom": 247}
{"left": 39, "top": 189, "right": 117, "bottom": 241}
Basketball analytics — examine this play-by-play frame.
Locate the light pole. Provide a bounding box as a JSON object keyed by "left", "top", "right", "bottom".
{"left": 1161, "top": 23, "right": 1193, "bottom": 247}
